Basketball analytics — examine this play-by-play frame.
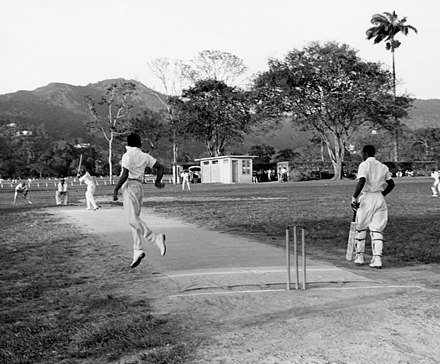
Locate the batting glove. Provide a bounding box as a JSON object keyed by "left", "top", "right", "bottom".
{"left": 351, "top": 196, "right": 360, "bottom": 212}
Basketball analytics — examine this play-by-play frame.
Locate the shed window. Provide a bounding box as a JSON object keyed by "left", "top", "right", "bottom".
{"left": 242, "top": 160, "right": 251, "bottom": 175}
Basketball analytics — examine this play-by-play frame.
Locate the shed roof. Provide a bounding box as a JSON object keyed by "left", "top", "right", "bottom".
{"left": 195, "top": 155, "right": 257, "bottom": 162}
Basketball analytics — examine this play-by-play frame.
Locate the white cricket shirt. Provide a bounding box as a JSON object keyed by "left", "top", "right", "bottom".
{"left": 357, "top": 157, "right": 391, "bottom": 193}
{"left": 121, "top": 146, "right": 156, "bottom": 180}
{"left": 15, "top": 183, "right": 27, "bottom": 192}
{"left": 79, "top": 172, "right": 95, "bottom": 187}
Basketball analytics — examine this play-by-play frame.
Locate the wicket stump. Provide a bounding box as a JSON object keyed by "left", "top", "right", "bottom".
{"left": 285, "top": 225, "right": 306, "bottom": 290}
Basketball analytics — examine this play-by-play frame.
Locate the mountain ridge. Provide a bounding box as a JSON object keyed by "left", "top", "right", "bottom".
{"left": 0, "top": 79, "right": 166, "bottom": 139}
{"left": 1, "top": 79, "right": 439, "bottom": 148}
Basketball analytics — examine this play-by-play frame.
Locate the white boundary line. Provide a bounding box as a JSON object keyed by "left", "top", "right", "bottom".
{"left": 166, "top": 284, "right": 424, "bottom": 298}
{"left": 158, "top": 267, "right": 345, "bottom": 279}
{"left": 313, "top": 284, "right": 424, "bottom": 291}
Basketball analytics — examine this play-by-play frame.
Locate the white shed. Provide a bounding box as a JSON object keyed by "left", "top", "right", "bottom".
{"left": 195, "top": 155, "right": 256, "bottom": 183}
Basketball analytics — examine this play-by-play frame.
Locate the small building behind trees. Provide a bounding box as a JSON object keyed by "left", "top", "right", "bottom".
{"left": 195, "top": 156, "right": 256, "bottom": 183}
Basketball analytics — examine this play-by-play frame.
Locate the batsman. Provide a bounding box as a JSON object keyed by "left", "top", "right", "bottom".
{"left": 351, "top": 145, "right": 395, "bottom": 269}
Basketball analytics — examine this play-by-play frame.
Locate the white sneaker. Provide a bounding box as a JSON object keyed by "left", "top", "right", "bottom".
{"left": 354, "top": 253, "right": 364, "bottom": 265}
{"left": 369, "top": 256, "right": 382, "bottom": 269}
{"left": 154, "top": 234, "right": 166, "bottom": 256}
{"left": 130, "top": 250, "right": 146, "bottom": 268}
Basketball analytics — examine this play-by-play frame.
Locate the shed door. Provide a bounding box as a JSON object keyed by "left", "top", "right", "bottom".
{"left": 202, "top": 161, "right": 210, "bottom": 183}
{"left": 232, "top": 160, "right": 238, "bottom": 182}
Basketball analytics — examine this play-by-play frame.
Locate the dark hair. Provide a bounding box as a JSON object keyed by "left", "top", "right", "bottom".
{"left": 127, "top": 133, "right": 141, "bottom": 148}
{"left": 362, "top": 145, "right": 376, "bottom": 157}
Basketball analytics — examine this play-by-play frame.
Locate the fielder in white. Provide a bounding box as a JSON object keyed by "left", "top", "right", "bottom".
{"left": 351, "top": 145, "right": 395, "bottom": 269}
{"left": 430, "top": 168, "right": 440, "bottom": 197}
{"left": 113, "top": 133, "right": 167, "bottom": 268}
{"left": 182, "top": 170, "right": 191, "bottom": 190}
{"left": 78, "top": 169, "right": 99, "bottom": 211}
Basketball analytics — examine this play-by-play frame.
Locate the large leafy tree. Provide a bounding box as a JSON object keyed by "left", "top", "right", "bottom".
{"left": 85, "top": 81, "right": 136, "bottom": 183}
{"left": 183, "top": 50, "right": 247, "bottom": 86}
{"left": 127, "top": 108, "right": 177, "bottom": 169}
{"left": 171, "top": 79, "right": 252, "bottom": 157}
{"left": 249, "top": 144, "right": 276, "bottom": 164}
{"left": 48, "top": 140, "right": 78, "bottom": 177}
{"left": 366, "top": 11, "right": 417, "bottom": 161}
{"left": 147, "top": 52, "right": 247, "bottom": 181}
{"left": 275, "top": 148, "right": 299, "bottom": 162}
{"left": 411, "top": 128, "right": 440, "bottom": 160}
{"left": 0, "top": 123, "right": 59, "bottom": 178}
{"left": 129, "top": 109, "right": 168, "bottom": 152}
{"left": 252, "top": 41, "right": 396, "bottom": 179}
{"left": 147, "top": 58, "right": 190, "bottom": 183}
{"left": 367, "top": 93, "right": 413, "bottom": 149}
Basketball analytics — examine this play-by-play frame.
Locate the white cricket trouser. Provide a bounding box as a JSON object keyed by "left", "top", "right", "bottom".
{"left": 122, "top": 180, "right": 156, "bottom": 252}
{"left": 182, "top": 176, "right": 190, "bottom": 190}
{"left": 85, "top": 185, "right": 98, "bottom": 209}
{"left": 355, "top": 192, "right": 388, "bottom": 257}
{"left": 432, "top": 180, "right": 439, "bottom": 195}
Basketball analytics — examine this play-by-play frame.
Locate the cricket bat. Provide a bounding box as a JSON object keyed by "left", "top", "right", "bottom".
{"left": 77, "top": 154, "right": 83, "bottom": 175}
{"left": 346, "top": 211, "right": 357, "bottom": 261}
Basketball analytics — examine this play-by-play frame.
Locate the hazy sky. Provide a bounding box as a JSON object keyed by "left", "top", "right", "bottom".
{"left": 1, "top": 0, "right": 438, "bottom": 99}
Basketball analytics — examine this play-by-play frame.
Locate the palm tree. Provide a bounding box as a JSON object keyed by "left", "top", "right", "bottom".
{"left": 366, "top": 11, "right": 417, "bottom": 161}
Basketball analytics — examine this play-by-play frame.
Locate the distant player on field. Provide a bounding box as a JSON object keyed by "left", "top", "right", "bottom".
{"left": 113, "top": 133, "right": 167, "bottom": 268}
{"left": 13, "top": 181, "right": 32, "bottom": 205}
{"left": 77, "top": 169, "right": 99, "bottom": 211}
{"left": 55, "top": 177, "right": 68, "bottom": 205}
{"left": 351, "top": 145, "right": 395, "bottom": 269}
{"left": 182, "top": 170, "right": 191, "bottom": 190}
{"left": 430, "top": 168, "right": 439, "bottom": 197}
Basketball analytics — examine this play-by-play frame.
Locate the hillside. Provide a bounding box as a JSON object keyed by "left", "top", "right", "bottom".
{"left": 0, "top": 79, "right": 166, "bottom": 139}
{"left": 404, "top": 99, "right": 440, "bottom": 129}
{"left": 0, "top": 79, "right": 439, "bottom": 148}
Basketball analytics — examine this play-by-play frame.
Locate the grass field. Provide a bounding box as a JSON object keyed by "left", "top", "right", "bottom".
{"left": 0, "top": 183, "right": 194, "bottom": 364}
{"left": 141, "top": 177, "right": 440, "bottom": 266}
{"left": 1, "top": 176, "right": 439, "bottom": 363}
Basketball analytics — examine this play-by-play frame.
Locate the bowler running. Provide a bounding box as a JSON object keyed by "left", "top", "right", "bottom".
{"left": 113, "top": 133, "right": 167, "bottom": 268}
